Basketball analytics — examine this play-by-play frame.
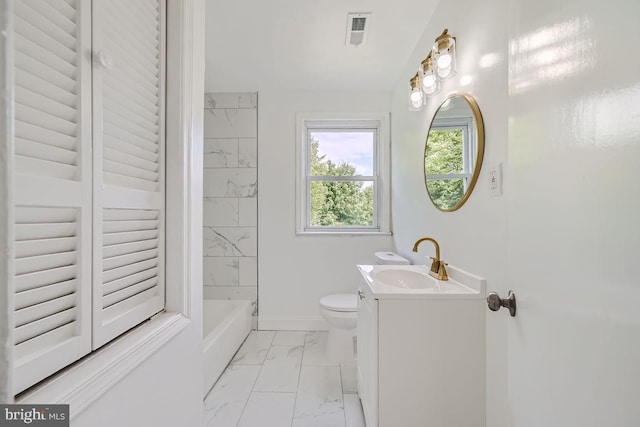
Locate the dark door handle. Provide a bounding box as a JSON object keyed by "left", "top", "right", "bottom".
{"left": 487, "top": 291, "right": 516, "bottom": 317}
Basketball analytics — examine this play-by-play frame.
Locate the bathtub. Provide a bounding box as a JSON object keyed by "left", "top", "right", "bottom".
{"left": 202, "top": 299, "right": 252, "bottom": 396}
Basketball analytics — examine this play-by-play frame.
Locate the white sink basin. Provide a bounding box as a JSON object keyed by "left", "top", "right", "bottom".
{"left": 370, "top": 268, "right": 435, "bottom": 289}
{"left": 357, "top": 264, "right": 486, "bottom": 299}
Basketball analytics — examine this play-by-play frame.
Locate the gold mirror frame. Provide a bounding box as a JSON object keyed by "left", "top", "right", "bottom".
{"left": 424, "top": 93, "right": 485, "bottom": 212}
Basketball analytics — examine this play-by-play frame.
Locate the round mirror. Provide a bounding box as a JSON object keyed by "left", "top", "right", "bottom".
{"left": 424, "top": 93, "right": 485, "bottom": 211}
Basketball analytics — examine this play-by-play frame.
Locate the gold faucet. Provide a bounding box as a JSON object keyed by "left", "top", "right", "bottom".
{"left": 412, "top": 237, "right": 448, "bottom": 281}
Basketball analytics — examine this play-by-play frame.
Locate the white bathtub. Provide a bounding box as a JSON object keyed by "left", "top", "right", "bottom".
{"left": 202, "top": 299, "right": 252, "bottom": 396}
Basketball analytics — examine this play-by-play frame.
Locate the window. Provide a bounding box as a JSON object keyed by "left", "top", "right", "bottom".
{"left": 296, "top": 113, "right": 390, "bottom": 234}
{"left": 424, "top": 116, "right": 475, "bottom": 209}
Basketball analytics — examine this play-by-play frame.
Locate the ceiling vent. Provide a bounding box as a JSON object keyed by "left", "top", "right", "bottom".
{"left": 346, "top": 13, "right": 372, "bottom": 47}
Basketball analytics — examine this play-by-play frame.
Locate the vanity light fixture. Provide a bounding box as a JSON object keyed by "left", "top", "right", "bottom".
{"left": 420, "top": 52, "right": 440, "bottom": 97}
{"left": 409, "top": 72, "right": 424, "bottom": 111}
{"left": 433, "top": 28, "right": 457, "bottom": 79}
{"left": 408, "top": 28, "right": 458, "bottom": 110}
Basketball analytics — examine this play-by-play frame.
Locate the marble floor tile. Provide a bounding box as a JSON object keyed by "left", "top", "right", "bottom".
{"left": 272, "top": 331, "right": 308, "bottom": 346}
{"left": 203, "top": 364, "right": 261, "bottom": 427}
{"left": 340, "top": 360, "right": 358, "bottom": 394}
{"left": 237, "top": 392, "right": 296, "bottom": 427}
{"left": 231, "top": 330, "right": 275, "bottom": 365}
{"left": 253, "top": 345, "right": 303, "bottom": 392}
{"left": 343, "top": 393, "right": 365, "bottom": 427}
{"left": 302, "top": 332, "right": 338, "bottom": 366}
{"left": 292, "top": 366, "right": 345, "bottom": 427}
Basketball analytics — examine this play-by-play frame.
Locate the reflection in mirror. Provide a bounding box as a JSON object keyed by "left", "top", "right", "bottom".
{"left": 424, "top": 93, "right": 484, "bottom": 211}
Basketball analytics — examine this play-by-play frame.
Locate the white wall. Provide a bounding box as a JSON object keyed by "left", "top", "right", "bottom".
{"left": 258, "top": 90, "right": 394, "bottom": 330}
{"left": 389, "top": 0, "right": 509, "bottom": 425}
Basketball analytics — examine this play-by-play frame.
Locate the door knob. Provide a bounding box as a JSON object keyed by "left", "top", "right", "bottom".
{"left": 487, "top": 290, "right": 516, "bottom": 317}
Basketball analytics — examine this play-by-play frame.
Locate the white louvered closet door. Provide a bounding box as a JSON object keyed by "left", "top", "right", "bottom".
{"left": 91, "top": 0, "right": 166, "bottom": 348}
{"left": 12, "top": 0, "right": 92, "bottom": 394}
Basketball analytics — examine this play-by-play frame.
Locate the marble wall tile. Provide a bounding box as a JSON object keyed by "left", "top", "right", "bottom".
{"left": 238, "top": 198, "right": 257, "bottom": 227}
{"left": 253, "top": 345, "right": 304, "bottom": 392}
{"left": 204, "top": 168, "right": 257, "bottom": 198}
{"left": 231, "top": 330, "right": 275, "bottom": 365}
{"left": 203, "top": 257, "right": 239, "bottom": 286}
{"left": 293, "top": 366, "right": 345, "bottom": 427}
{"left": 239, "top": 257, "right": 258, "bottom": 286}
{"left": 238, "top": 138, "right": 257, "bottom": 167}
{"left": 205, "top": 93, "right": 240, "bottom": 109}
{"left": 238, "top": 93, "right": 258, "bottom": 109}
{"left": 204, "top": 138, "right": 238, "bottom": 168}
{"left": 204, "top": 364, "right": 261, "bottom": 427}
{"left": 204, "top": 108, "right": 258, "bottom": 138}
{"left": 239, "top": 256, "right": 258, "bottom": 287}
{"left": 203, "top": 197, "right": 239, "bottom": 227}
{"left": 237, "top": 392, "right": 295, "bottom": 427}
{"left": 204, "top": 227, "right": 257, "bottom": 257}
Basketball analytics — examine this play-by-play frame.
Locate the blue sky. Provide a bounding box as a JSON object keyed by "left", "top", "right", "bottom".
{"left": 312, "top": 131, "right": 374, "bottom": 176}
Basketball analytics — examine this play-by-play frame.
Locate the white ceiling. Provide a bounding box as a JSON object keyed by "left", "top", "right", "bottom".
{"left": 204, "top": 0, "right": 441, "bottom": 92}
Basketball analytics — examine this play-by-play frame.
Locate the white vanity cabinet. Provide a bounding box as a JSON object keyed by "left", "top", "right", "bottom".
{"left": 356, "top": 265, "right": 486, "bottom": 427}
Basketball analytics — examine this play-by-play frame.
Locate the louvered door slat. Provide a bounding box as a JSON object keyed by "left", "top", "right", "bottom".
{"left": 16, "top": 70, "right": 76, "bottom": 108}
{"left": 104, "top": 147, "right": 159, "bottom": 173}
{"left": 104, "top": 90, "right": 158, "bottom": 127}
{"left": 103, "top": 238, "right": 158, "bottom": 259}
{"left": 15, "top": 236, "right": 77, "bottom": 258}
{"left": 15, "top": 52, "right": 76, "bottom": 93}
{"left": 103, "top": 277, "right": 158, "bottom": 308}
{"left": 15, "top": 294, "right": 77, "bottom": 328}
{"left": 103, "top": 73, "right": 159, "bottom": 113}
{"left": 103, "top": 229, "right": 158, "bottom": 246}
{"left": 15, "top": 279, "right": 77, "bottom": 310}
{"left": 14, "top": 307, "right": 77, "bottom": 345}
{"left": 14, "top": 33, "right": 76, "bottom": 78}
{"left": 16, "top": 138, "right": 77, "bottom": 166}
{"left": 16, "top": 86, "right": 77, "bottom": 122}
{"left": 12, "top": 0, "right": 92, "bottom": 395}
{"left": 104, "top": 122, "right": 159, "bottom": 154}
{"left": 23, "top": 1, "right": 76, "bottom": 33}
{"left": 102, "top": 258, "right": 158, "bottom": 284}
{"left": 15, "top": 266, "right": 77, "bottom": 293}
{"left": 103, "top": 266, "right": 158, "bottom": 296}
{"left": 108, "top": 5, "right": 159, "bottom": 47}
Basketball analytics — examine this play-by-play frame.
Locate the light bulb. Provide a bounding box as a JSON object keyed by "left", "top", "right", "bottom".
{"left": 410, "top": 89, "right": 422, "bottom": 105}
{"left": 422, "top": 74, "right": 436, "bottom": 89}
{"left": 437, "top": 66, "right": 451, "bottom": 78}
{"left": 437, "top": 52, "right": 452, "bottom": 69}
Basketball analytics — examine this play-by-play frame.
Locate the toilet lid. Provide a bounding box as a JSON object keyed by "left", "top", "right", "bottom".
{"left": 320, "top": 294, "right": 358, "bottom": 312}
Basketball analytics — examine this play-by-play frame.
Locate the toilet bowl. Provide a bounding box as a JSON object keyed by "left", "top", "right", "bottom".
{"left": 319, "top": 251, "right": 410, "bottom": 362}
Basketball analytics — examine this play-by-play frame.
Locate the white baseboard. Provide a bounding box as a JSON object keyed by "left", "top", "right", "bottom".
{"left": 258, "top": 315, "right": 328, "bottom": 331}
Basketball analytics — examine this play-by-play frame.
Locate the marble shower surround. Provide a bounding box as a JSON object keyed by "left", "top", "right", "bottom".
{"left": 203, "top": 93, "right": 258, "bottom": 323}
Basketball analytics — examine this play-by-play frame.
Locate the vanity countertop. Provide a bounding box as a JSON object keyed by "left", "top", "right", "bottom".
{"left": 357, "top": 264, "right": 486, "bottom": 300}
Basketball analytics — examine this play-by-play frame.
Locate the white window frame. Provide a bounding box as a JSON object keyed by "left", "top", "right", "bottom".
{"left": 295, "top": 112, "right": 391, "bottom": 235}
{"left": 0, "top": 0, "right": 204, "bottom": 418}
{"left": 426, "top": 116, "right": 476, "bottom": 192}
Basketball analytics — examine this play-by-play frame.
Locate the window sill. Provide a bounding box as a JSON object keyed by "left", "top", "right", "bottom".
{"left": 296, "top": 230, "right": 393, "bottom": 236}
{"left": 16, "top": 312, "right": 190, "bottom": 420}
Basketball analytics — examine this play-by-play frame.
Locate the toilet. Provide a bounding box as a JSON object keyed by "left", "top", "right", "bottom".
{"left": 319, "top": 251, "right": 410, "bottom": 362}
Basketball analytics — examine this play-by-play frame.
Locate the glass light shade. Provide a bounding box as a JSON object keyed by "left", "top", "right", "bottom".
{"left": 409, "top": 73, "right": 424, "bottom": 111}
{"left": 433, "top": 29, "right": 457, "bottom": 80}
{"left": 420, "top": 54, "right": 440, "bottom": 97}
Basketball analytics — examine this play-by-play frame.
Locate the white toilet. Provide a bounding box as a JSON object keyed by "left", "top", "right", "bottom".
{"left": 319, "top": 251, "right": 410, "bottom": 362}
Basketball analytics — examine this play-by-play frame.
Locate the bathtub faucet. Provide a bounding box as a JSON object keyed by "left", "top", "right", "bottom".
{"left": 412, "top": 237, "right": 448, "bottom": 281}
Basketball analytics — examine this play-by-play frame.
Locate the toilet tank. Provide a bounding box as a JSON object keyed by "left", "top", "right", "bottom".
{"left": 374, "top": 251, "right": 410, "bottom": 265}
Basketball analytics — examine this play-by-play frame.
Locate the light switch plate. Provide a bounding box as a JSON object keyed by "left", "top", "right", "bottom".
{"left": 488, "top": 163, "right": 502, "bottom": 196}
